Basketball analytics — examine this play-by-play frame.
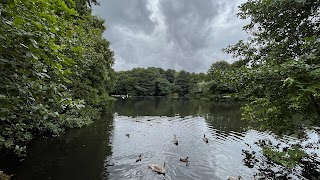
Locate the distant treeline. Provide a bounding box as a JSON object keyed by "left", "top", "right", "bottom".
{"left": 111, "top": 60, "right": 242, "bottom": 100}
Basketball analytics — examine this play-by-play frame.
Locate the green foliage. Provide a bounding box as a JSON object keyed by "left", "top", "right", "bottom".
{"left": 154, "top": 78, "right": 172, "bottom": 96}
{"left": 174, "top": 70, "right": 191, "bottom": 97}
{"left": 164, "top": 69, "right": 176, "bottom": 83}
{"left": 225, "top": 0, "right": 319, "bottom": 65}
{"left": 262, "top": 145, "right": 307, "bottom": 168}
{"left": 228, "top": 37, "right": 320, "bottom": 136}
{"left": 190, "top": 61, "right": 238, "bottom": 100}
{"left": 222, "top": 0, "right": 320, "bottom": 132}
{"left": 111, "top": 68, "right": 204, "bottom": 98}
{"left": 132, "top": 68, "right": 162, "bottom": 96}
{"left": 60, "top": 106, "right": 101, "bottom": 128}
{"left": 219, "top": 0, "right": 320, "bottom": 174}
{"left": 207, "top": 60, "right": 231, "bottom": 79}
{"left": 0, "top": 0, "right": 114, "bottom": 156}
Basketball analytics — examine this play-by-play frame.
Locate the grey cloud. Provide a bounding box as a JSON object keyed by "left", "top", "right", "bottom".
{"left": 159, "top": 0, "right": 222, "bottom": 51}
{"left": 93, "top": 0, "right": 248, "bottom": 73}
{"left": 93, "top": 0, "right": 155, "bottom": 34}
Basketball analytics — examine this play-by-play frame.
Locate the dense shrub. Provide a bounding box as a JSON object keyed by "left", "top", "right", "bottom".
{"left": 0, "top": 0, "right": 114, "bottom": 156}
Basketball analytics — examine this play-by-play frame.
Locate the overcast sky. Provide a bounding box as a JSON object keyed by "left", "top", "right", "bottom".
{"left": 92, "top": 0, "right": 249, "bottom": 73}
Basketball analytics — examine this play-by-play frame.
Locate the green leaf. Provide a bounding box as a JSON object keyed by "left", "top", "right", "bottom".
{"left": 13, "top": 17, "right": 24, "bottom": 26}
{"left": 34, "top": 22, "right": 44, "bottom": 29}
{"left": 50, "top": 44, "right": 60, "bottom": 51}
{"left": 71, "top": 46, "right": 83, "bottom": 53}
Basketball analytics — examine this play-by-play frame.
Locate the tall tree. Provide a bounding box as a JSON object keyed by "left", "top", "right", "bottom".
{"left": 207, "top": 60, "right": 231, "bottom": 79}
{"left": 174, "top": 70, "right": 191, "bottom": 97}
{"left": 164, "top": 69, "right": 176, "bottom": 83}
{"left": 223, "top": 0, "right": 320, "bottom": 132}
{"left": 221, "top": 1, "right": 320, "bottom": 177}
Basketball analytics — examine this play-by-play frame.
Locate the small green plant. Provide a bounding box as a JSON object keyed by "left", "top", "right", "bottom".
{"left": 262, "top": 145, "right": 308, "bottom": 168}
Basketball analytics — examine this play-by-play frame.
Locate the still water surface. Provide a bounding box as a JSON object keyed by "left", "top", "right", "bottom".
{"left": 1, "top": 98, "right": 318, "bottom": 179}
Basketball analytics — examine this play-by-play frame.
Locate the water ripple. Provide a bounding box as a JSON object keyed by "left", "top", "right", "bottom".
{"left": 104, "top": 115, "right": 319, "bottom": 180}
{"left": 105, "top": 116, "right": 261, "bottom": 179}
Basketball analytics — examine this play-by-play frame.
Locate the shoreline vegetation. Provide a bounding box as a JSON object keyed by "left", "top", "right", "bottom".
{"left": 0, "top": 0, "right": 114, "bottom": 157}
{"left": 110, "top": 62, "right": 244, "bottom": 101}
{"left": 111, "top": 94, "right": 237, "bottom": 101}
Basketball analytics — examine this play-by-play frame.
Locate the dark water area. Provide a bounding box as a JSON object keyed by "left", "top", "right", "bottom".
{"left": 1, "top": 97, "right": 319, "bottom": 179}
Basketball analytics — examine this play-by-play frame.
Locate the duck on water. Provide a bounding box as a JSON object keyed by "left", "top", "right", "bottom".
{"left": 148, "top": 162, "right": 166, "bottom": 175}
{"left": 203, "top": 134, "right": 208, "bottom": 143}
{"left": 173, "top": 134, "right": 178, "bottom": 145}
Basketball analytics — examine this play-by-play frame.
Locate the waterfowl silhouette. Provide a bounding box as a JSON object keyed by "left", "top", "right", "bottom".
{"left": 227, "top": 175, "right": 242, "bottom": 180}
{"left": 173, "top": 134, "right": 178, "bottom": 145}
{"left": 203, "top": 134, "right": 208, "bottom": 143}
{"left": 136, "top": 154, "right": 142, "bottom": 162}
{"left": 179, "top": 156, "right": 189, "bottom": 162}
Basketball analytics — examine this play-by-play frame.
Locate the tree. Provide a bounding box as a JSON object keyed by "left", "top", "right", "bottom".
{"left": 154, "top": 78, "right": 172, "bottom": 96}
{"left": 207, "top": 60, "right": 231, "bottom": 79}
{"left": 223, "top": 0, "right": 320, "bottom": 132}
{"left": 131, "top": 68, "right": 161, "bottom": 96}
{"left": 111, "top": 71, "right": 132, "bottom": 95}
{"left": 111, "top": 68, "right": 208, "bottom": 98}
{"left": 224, "top": 0, "right": 319, "bottom": 66}
{"left": 0, "top": 0, "right": 114, "bottom": 156}
{"left": 174, "top": 70, "right": 191, "bottom": 97}
{"left": 164, "top": 69, "right": 176, "bottom": 83}
{"left": 222, "top": 1, "right": 320, "bottom": 177}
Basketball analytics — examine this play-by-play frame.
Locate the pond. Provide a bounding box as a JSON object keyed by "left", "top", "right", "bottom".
{"left": 1, "top": 98, "right": 319, "bottom": 179}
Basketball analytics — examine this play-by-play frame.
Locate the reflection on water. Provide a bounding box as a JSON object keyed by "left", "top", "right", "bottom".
{"left": 0, "top": 97, "right": 319, "bottom": 179}
{"left": 0, "top": 113, "right": 114, "bottom": 180}
{"left": 104, "top": 115, "right": 259, "bottom": 180}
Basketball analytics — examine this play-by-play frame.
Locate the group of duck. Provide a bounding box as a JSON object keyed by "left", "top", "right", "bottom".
{"left": 135, "top": 134, "right": 207, "bottom": 174}
{"left": 134, "top": 134, "right": 241, "bottom": 179}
